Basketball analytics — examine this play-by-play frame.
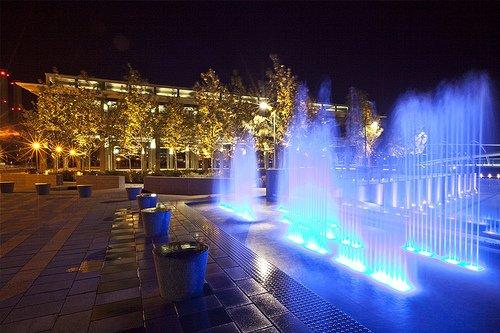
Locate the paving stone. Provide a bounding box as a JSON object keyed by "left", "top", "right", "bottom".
{"left": 250, "top": 293, "right": 289, "bottom": 318}
{"left": 143, "top": 297, "right": 177, "bottom": 320}
{"left": 33, "top": 272, "right": 76, "bottom": 285}
{"left": 227, "top": 304, "right": 272, "bottom": 333}
{"left": 270, "top": 312, "right": 313, "bottom": 333}
{"left": 206, "top": 262, "right": 225, "bottom": 275}
{"left": 224, "top": 267, "right": 250, "bottom": 281}
{"left": 68, "top": 277, "right": 99, "bottom": 295}
{"left": 198, "top": 322, "right": 240, "bottom": 333}
{"left": 0, "top": 295, "right": 21, "bottom": 309}
{"left": 97, "top": 277, "right": 139, "bottom": 293}
{"left": 179, "top": 307, "right": 232, "bottom": 332}
{"left": 61, "top": 291, "right": 96, "bottom": 314}
{"left": 3, "top": 300, "right": 63, "bottom": 323}
{"left": 0, "top": 314, "right": 57, "bottom": 332}
{"left": 16, "top": 288, "right": 69, "bottom": 308}
{"left": 214, "top": 257, "right": 238, "bottom": 269}
{"left": 254, "top": 326, "right": 280, "bottom": 333}
{"left": 89, "top": 310, "right": 143, "bottom": 333}
{"left": 53, "top": 310, "right": 92, "bottom": 332}
{"left": 235, "top": 278, "right": 267, "bottom": 297}
{"left": 0, "top": 307, "right": 12, "bottom": 322}
{"left": 91, "top": 297, "right": 142, "bottom": 321}
{"left": 95, "top": 287, "right": 141, "bottom": 305}
{"left": 215, "top": 287, "right": 251, "bottom": 308}
{"left": 174, "top": 295, "right": 222, "bottom": 316}
{"left": 27, "top": 279, "right": 73, "bottom": 295}
{"left": 206, "top": 273, "right": 237, "bottom": 291}
{"left": 145, "top": 315, "right": 183, "bottom": 332}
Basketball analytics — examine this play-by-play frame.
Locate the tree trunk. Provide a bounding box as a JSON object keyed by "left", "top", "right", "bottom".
{"left": 63, "top": 156, "right": 68, "bottom": 170}
{"left": 88, "top": 155, "right": 91, "bottom": 172}
{"left": 128, "top": 157, "right": 132, "bottom": 171}
{"left": 154, "top": 137, "right": 161, "bottom": 172}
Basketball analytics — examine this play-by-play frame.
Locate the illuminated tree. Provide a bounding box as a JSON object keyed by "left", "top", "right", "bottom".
{"left": 154, "top": 97, "right": 194, "bottom": 171}
{"left": 346, "top": 87, "right": 383, "bottom": 162}
{"left": 266, "top": 55, "right": 298, "bottom": 146}
{"left": 194, "top": 69, "right": 234, "bottom": 168}
{"left": 118, "top": 66, "right": 158, "bottom": 171}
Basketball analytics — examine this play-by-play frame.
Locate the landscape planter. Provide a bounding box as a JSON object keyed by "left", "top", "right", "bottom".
{"left": 0, "top": 181, "right": 15, "bottom": 193}
{"left": 77, "top": 185, "right": 93, "bottom": 198}
{"left": 126, "top": 187, "right": 143, "bottom": 200}
{"left": 141, "top": 208, "right": 172, "bottom": 237}
{"left": 35, "top": 183, "right": 51, "bottom": 195}
{"left": 137, "top": 193, "right": 158, "bottom": 210}
{"left": 153, "top": 241, "right": 209, "bottom": 301}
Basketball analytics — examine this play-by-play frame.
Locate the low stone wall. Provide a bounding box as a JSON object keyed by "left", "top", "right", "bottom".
{"left": 144, "top": 176, "right": 230, "bottom": 195}
{"left": 76, "top": 175, "right": 125, "bottom": 190}
{"left": 0, "top": 173, "right": 63, "bottom": 190}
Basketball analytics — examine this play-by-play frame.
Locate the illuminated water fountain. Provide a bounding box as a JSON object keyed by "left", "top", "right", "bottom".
{"left": 280, "top": 85, "right": 340, "bottom": 254}
{"left": 218, "top": 135, "right": 259, "bottom": 221}
{"left": 390, "top": 73, "right": 492, "bottom": 271}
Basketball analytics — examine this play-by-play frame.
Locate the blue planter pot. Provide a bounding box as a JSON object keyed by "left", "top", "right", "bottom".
{"left": 35, "top": 183, "right": 50, "bottom": 195}
{"left": 77, "top": 185, "right": 92, "bottom": 198}
{"left": 126, "top": 187, "right": 143, "bottom": 200}
{"left": 153, "top": 241, "right": 209, "bottom": 301}
{"left": 141, "top": 208, "right": 172, "bottom": 237}
{"left": 137, "top": 193, "right": 158, "bottom": 210}
{"left": 0, "top": 181, "right": 14, "bottom": 193}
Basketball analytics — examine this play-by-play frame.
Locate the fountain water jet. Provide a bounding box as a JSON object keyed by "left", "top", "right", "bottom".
{"left": 218, "top": 135, "right": 259, "bottom": 221}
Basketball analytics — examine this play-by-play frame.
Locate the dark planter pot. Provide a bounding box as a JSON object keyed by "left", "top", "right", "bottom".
{"left": 141, "top": 208, "right": 172, "bottom": 237}
{"left": 0, "top": 181, "right": 15, "bottom": 193}
{"left": 137, "top": 193, "right": 158, "bottom": 210}
{"left": 126, "top": 187, "right": 143, "bottom": 200}
{"left": 77, "top": 185, "right": 92, "bottom": 198}
{"left": 153, "top": 241, "right": 209, "bottom": 301}
{"left": 35, "top": 183, "right": 50, "bottom": 195}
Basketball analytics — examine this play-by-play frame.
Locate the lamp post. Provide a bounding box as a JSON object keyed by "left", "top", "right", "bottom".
{"left": 259, "top": 101, "right": 276, "bottom": 168}
{"left": 55, "top": 146, "right": 63, "bottom": 173}
{"left": 32, "top": 142, "right": 41, "bottom": 173}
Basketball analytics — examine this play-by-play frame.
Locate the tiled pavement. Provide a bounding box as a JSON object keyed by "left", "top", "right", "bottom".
{"left": 0, "top": 189, "right": 369, "bottom": 332}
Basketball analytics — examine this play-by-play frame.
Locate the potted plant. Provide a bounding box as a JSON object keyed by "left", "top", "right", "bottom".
{"left": 34, "top": 183, "right": 51, "bottom": 195}
{"left": 77, "top": 184, "right": 93, "bottom": 198}
{"left": 126, "top": 186, "right": 143, "bottom": 200}
{"left": 137, "top": 193, "right": 158, "bottom": 210}
{"left": 0, "top": 181, "right": 15, "bottom": 193}
{"left": 141, "top": 204, "right": 172, "bottom": 238}
{"left": 152, "top": 241, "right": 209, "bottom": 301}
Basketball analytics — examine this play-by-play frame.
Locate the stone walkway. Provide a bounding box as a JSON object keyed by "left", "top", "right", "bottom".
{"left": 0, "top": 189, "right": 368, "bottom": 332}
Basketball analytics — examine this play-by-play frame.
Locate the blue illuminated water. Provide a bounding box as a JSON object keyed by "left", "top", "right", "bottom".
{"left": 217, "top": 135, "right": 258, "bottom": 221}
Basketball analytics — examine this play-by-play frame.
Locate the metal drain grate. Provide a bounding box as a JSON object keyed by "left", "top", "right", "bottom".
{"left": 175, "top": 202, "right": 370, "bottom": 333}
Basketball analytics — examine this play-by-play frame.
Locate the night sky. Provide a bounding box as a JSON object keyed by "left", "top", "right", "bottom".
{"left": 1, "top": 1, "right": 499, "bottom": 115}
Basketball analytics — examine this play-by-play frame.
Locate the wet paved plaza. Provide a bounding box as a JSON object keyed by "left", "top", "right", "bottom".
{"left": 194, "top": 197, "right": 500, "bottom": 333}
{"left": 0, "top": 189, "right": 368, "bottom": 332}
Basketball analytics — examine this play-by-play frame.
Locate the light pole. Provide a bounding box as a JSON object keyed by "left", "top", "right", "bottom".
{"left": 259, "top": 101, "right": 276, "bottom": 168}
{"left": 55, "top": 146, "right": 63, "bottom": 173}
{"left": 32, "top": 142, "right": 41, "bottom": 173}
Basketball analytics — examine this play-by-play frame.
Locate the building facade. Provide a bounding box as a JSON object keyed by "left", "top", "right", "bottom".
{"left": 15, "top": 73, "right": 349, "bottom": 171}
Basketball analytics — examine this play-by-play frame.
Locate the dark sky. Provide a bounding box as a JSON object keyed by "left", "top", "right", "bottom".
{"left": 1, "top": 1, "right": 499, "bottom": 115}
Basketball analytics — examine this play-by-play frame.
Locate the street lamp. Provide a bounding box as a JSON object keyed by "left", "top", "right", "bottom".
{"left": 259, "top": 100, "right": 277, "bottom": 168}
{"left": 55, "top": 146, "right": 63, "bottom": 173}
{"left": 32, "top": 142, "right": 41, "bottom": 173}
